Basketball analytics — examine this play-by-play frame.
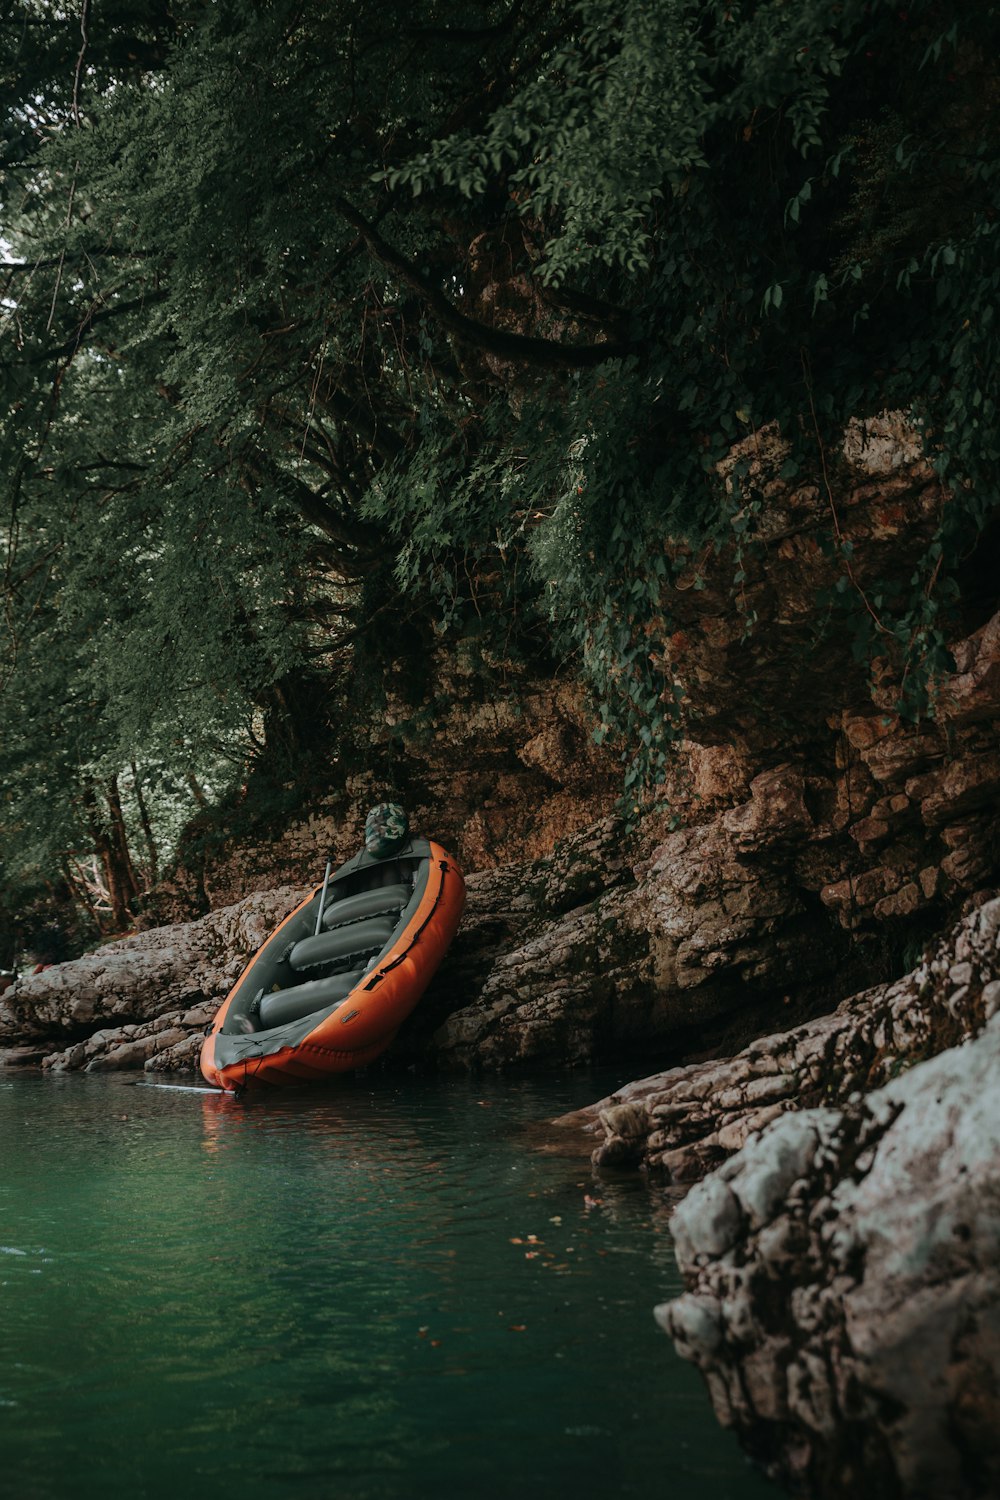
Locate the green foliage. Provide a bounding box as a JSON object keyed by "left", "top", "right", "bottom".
{"left": 390, "top": 0, "right": 710, "bottom": 286}
{"left": 2, "top": 0, "right": 999, "bottom": 922}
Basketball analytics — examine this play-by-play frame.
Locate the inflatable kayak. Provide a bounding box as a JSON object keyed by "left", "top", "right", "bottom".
{"left": 200, "top": 826, "right": 464, "bottom": 1092}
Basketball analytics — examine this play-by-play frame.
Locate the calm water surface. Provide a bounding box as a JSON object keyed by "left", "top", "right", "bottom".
{"left": 1, "top": 1069, "right": 777, "bottom": 1500}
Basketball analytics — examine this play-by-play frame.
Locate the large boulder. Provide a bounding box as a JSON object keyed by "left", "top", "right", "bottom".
{"left": 630, "top": 896, "right": 1000, "bottom": 1498}
{"left": 655, "top": 1015, "right": 1000, "bottom": 1498}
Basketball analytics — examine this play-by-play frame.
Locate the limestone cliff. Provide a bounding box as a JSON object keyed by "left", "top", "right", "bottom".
{"left": 151, "top": 674, "right": 619, "bottom": 920}
{"left": 2, "top": 422, "right": 999, "bottom": 1090}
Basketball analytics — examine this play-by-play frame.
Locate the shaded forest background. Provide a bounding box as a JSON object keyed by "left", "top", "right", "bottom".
{"left": 2, "top": 0, "right": 998, "bottom": 964}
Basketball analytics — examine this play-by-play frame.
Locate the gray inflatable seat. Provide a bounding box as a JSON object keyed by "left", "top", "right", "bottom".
{"left": 258, "top": 969, "right": 365, "bottom": 1030}
{"left": 289, "top": 914, "right": 397, "bottom": 972}
{"left": 321, "top": 883, "right": 410, "bottom": 931}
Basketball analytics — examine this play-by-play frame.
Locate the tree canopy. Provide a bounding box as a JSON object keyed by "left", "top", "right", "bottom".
{"left": 2, "top": 0, "right": 999, "bottom": 945}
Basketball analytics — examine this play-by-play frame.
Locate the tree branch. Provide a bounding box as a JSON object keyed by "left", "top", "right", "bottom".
{"left": 24, "top": 289, "right": 170, "bottom": 365}
{"left": 239, "top": 444, "right": 381, "bottom": 579}
{"left": 332, "top": 195, "right": 631, "bottom": 371}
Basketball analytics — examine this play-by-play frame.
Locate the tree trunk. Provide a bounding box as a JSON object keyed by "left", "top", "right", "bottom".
{"left": 62, "top": 854, "right": 110, "bottom": 938}
{"left": 129, "top": 761, "right": 158, "bottom": 886}
{"left": 81, "top": 779, "right": 139, "bottom": 933}
{"left": 106, "top": 775, "right": 141, "bottom": 913}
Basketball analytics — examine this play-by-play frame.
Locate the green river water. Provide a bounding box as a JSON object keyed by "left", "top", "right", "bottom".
{"left": 1, "top": 1069, "right": 778, "bottom": 1500}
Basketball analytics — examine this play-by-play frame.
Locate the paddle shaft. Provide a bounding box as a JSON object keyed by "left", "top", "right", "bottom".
{"left": 314, "top": 860, "right": 332, "bottom": 935}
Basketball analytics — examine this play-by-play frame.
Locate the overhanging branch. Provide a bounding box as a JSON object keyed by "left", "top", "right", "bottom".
{"left": 332, "top": 195, "right": 631, "bottom": 371}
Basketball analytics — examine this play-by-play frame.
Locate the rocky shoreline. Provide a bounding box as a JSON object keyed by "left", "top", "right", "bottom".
{"left": 3, "top": 873, "right": 999, "bottom": 1500}
{"left": 4, "top": 881, "right": 998, "bottom": 1497}
{"left": 3, "top": 437, "right": 999, "bottom": 1495}
{"left": 557, "top": 893, "right": 1000, "bottom": 1181}
{"left": 0, "top": 885, "right": 310, "bottom": 1076}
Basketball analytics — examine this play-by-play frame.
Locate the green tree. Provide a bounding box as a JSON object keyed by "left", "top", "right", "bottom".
{"left": 2, "top": 0, "right": 998, "bottom": 932}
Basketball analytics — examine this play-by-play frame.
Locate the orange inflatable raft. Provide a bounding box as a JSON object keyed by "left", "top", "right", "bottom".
{"left": 200, "top": 836, "right": 465, "bottom": 1091}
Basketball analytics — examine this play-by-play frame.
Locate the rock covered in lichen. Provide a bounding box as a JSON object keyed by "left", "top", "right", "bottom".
{"left": 654, "top": 1009, "right": 1000, "bottom": 1498}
